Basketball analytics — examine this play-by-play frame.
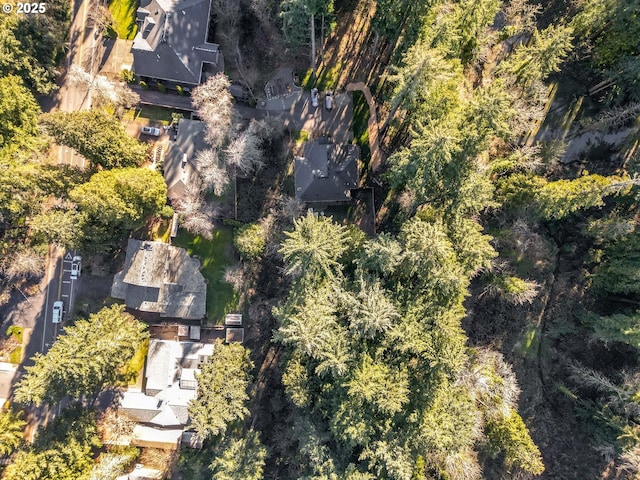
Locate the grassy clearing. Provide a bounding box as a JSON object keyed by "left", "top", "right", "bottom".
{"left": 300, "top": 63, "right": 343, "bottom": 92}
{"left": 109, "top": 0, "right": 138, "bottom": 40}
{"left": 294, "top": 129, "right": 309, "bottom": 148}
{"left": 173, "top": 228, "right": 238, "bottom": 324}
{"left": 353, "top": 91, "right": 371, "bottom": 166}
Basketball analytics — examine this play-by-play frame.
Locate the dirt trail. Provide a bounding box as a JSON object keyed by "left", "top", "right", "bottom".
{"left": 345, "top": 82, "right": 383, "bottom": 171}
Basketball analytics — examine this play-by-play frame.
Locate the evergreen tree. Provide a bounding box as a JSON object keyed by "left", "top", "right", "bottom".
{"left": 584, "top": 310, "right": 640, "bottom": 348}
{"left": 40, "top": 111, "right": 148, "bottom": 169}
{"left": 0, "top": 409, "right": 26, "bottom": 456}
{"left": 3, "top": 407, "right": 100, "bottom": 480}
{"left": 486, "top": 409, "right": 545, "bottom": 474}
{"left": 14, "top": 305, "right": 148, "bottom": 405}
{"left": 499, "top": 24, "right": 574, "bottom": 87}
{"left": 591, "top": 232, "right": 640, "bottom": 296}
{"left": 69, "top": 167, "right": 167, "bottom": 251}
{"left": 279, "top": 211, "right": 348, "bottom": 279}
{"left": 210, "top": 431, "right": 267, "bottom": 480}
{"left": 383, "top": 42, "right": 463, "bottom": 130}
{"left": 0, "top": 75, "right": 40, "bottom": 149}
{"left": 188, "top": 341, "right": 253, "bottom": 441}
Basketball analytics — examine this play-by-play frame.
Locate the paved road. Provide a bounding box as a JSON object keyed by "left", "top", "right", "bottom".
{"left": 45, "top": 0, "right": 98, "bottom": 169}
{"left": 39, "top": 247, "right": 81, "bottom": 351}
{"left": 12, "top": 246, "right": 81, "bottom": 439}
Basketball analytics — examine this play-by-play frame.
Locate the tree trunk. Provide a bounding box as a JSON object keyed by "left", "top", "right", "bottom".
{"left": 310, "top": 13, "right": 316, "bottom": 78}
{"left": 380, "top": 101, "right": 401, "bottom": 138}
{"left": 320, "top": 14, "right": 325, "bottom": 64}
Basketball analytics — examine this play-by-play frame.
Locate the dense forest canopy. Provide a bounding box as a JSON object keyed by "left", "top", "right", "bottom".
{"left": 0, "top": 0, "right": 639, "bottom": 478}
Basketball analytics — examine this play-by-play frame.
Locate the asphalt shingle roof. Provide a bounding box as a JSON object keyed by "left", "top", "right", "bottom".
{"left": 295, "top": 138, "right": 359, "bottom": 205}
{"left": 132, "top": 0, "right": 223, "bottom": 85}
{"left": 120, "top": 340, "right": 215, "bottom": 433}
{"left": 164, "top": 119, "right": 207, "bottom": 198}
{"left": 111, "top": 239, "right": 207, "bottom": 319}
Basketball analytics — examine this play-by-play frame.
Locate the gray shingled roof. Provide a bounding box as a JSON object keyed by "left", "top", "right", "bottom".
{"left": 111, "top": 239, "right": 207, "bottom": 319}
{"left": 132, "top": 0, "right": 223, "bottom": 85}
{"left": 119, "top": 339, "right": 215, "bottom": 432}
{"left": 164, "top": 119, "right": 207, "bottom": 199}
{"left": 295, "top": 138, "right": 359, "bottom": 205}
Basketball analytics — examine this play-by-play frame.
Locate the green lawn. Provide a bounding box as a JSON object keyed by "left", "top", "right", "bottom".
{"left": 109, "top": 0, "right": 139, "bottom": 40}
{"left": 300, "top": 63, "right": 343, "bottom": 92}
{"left": 173, "top": 228, "right": 238, "bottom": 324}
{"left": 122, "top": 106, "right": 191, "bottom": 124}
{"left": 6, "top": 326, "right": 23, "bottom": 365}
{"left": 353, "top": 91, "right": 371, "bottom": 166}
{"left": 8, "top": 347, "right": 22, "bottom": 364}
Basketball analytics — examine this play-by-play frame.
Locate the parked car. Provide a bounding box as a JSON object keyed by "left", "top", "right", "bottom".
{"left": 52, "top": 300, "right": 63, "bottom": 324}
{"left": 311, "top": 88, "right": 319, "bottom": 108}
{"left": 70, "top": 256, "right": 82, "bottom": 280}
{"left": 141, "top": 126, "right": 161, "bottom": 136}
{"left": 324, "top": 91, "right": 333, "bottom": 110}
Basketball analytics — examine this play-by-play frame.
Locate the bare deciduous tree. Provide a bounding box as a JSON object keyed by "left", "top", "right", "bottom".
{"left": 226, "top": 128, "right": 264, "bottom": 176}
{"left": 2, "top": 249, "right": 45, "bottom": 282}
{"left": 173, "top": 185, "right": 219, "bottom": 239}
{"left": 212, "top": 0, "right": 240, "bottom": 42}
{"left": 247, "top": 117, "right": 284, "bottom": 142}
{"left": 192, "top": 74, "right": 234, "bottom": 148}
{"left": 618, "top": 445, "right": 640, "bottom": 476}
{"left": 0, "top": 287, "right": 10, "bottom": 307}
{"left": 97, "top": 408, "right": 134, "bottom": 443}
{"left": 503, "top": 0, "right": 542, "bottom": 39}
{"left": 194, "top": 148, "right": 229, "bottom": 195}
{"left": 68, "top": 65, "right": 139, "bottom": 109}
{"left": 278, "top": 195, "right": 305, "bottom": 221}
{"left": 224, "top": 264, "right": 245, "bottom": 291}
{"left": 88, "top": 4, "right": 113, "bottom": 36}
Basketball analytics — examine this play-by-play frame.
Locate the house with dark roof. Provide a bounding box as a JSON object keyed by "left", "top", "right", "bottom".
{"left": 163, "top": 118, "right": 207, "bottom": 199}
{"left": 119, "top": 339, "right": 214, "bottom": 450}
{"left": 111, "top": 239, "right": 207, "bottom": 320}
{"left": 294, "top": 138, "right": 360, "bottom": 208}
{"left": 132, "top": 0, "right": 224, "bottom": 88}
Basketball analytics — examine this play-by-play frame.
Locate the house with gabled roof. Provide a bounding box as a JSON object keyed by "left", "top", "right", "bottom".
{"left": 111, "top": 239, "right": 207, "bottom": 320}
{"left": 163, "top": 118, "right": 207, "bottom": 199}
{"left": 294, "top": 137, "right": 360, "bottom": 208}
{"left": 119, "top": 338, "right": 214, "bottom": 450}
{"left": 132, "top": 0, "right": 224, "bottom": 88}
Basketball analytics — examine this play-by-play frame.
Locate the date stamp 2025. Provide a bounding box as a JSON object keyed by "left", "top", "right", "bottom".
{"left": 2, "top": 2, "right": 47, "bottom": 13}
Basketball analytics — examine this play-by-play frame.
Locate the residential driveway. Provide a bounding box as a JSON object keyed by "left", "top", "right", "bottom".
{"left": 279, "top": 91, "right": 354, "bottom": 144}
{"left": 126, "top": 81, "right": 354, "bottom": 145}
{"left": 246, "top": 90, "right": 354, "bottom": 144}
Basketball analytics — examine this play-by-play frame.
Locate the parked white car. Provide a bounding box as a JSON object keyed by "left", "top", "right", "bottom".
{"left": 324, "top": 91, "right": 333, "bottom": 110}
{"left": 311, "top": 88, "right": 319, "bottom": 108}
{"left": 70, "top": 256, "right": 82, "bottom": 280}
{"left": 141, "top": 126, "right": 161, "bottom": 136}
{"left": 52, "top": 300, "right": 63, "bottom": 324}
